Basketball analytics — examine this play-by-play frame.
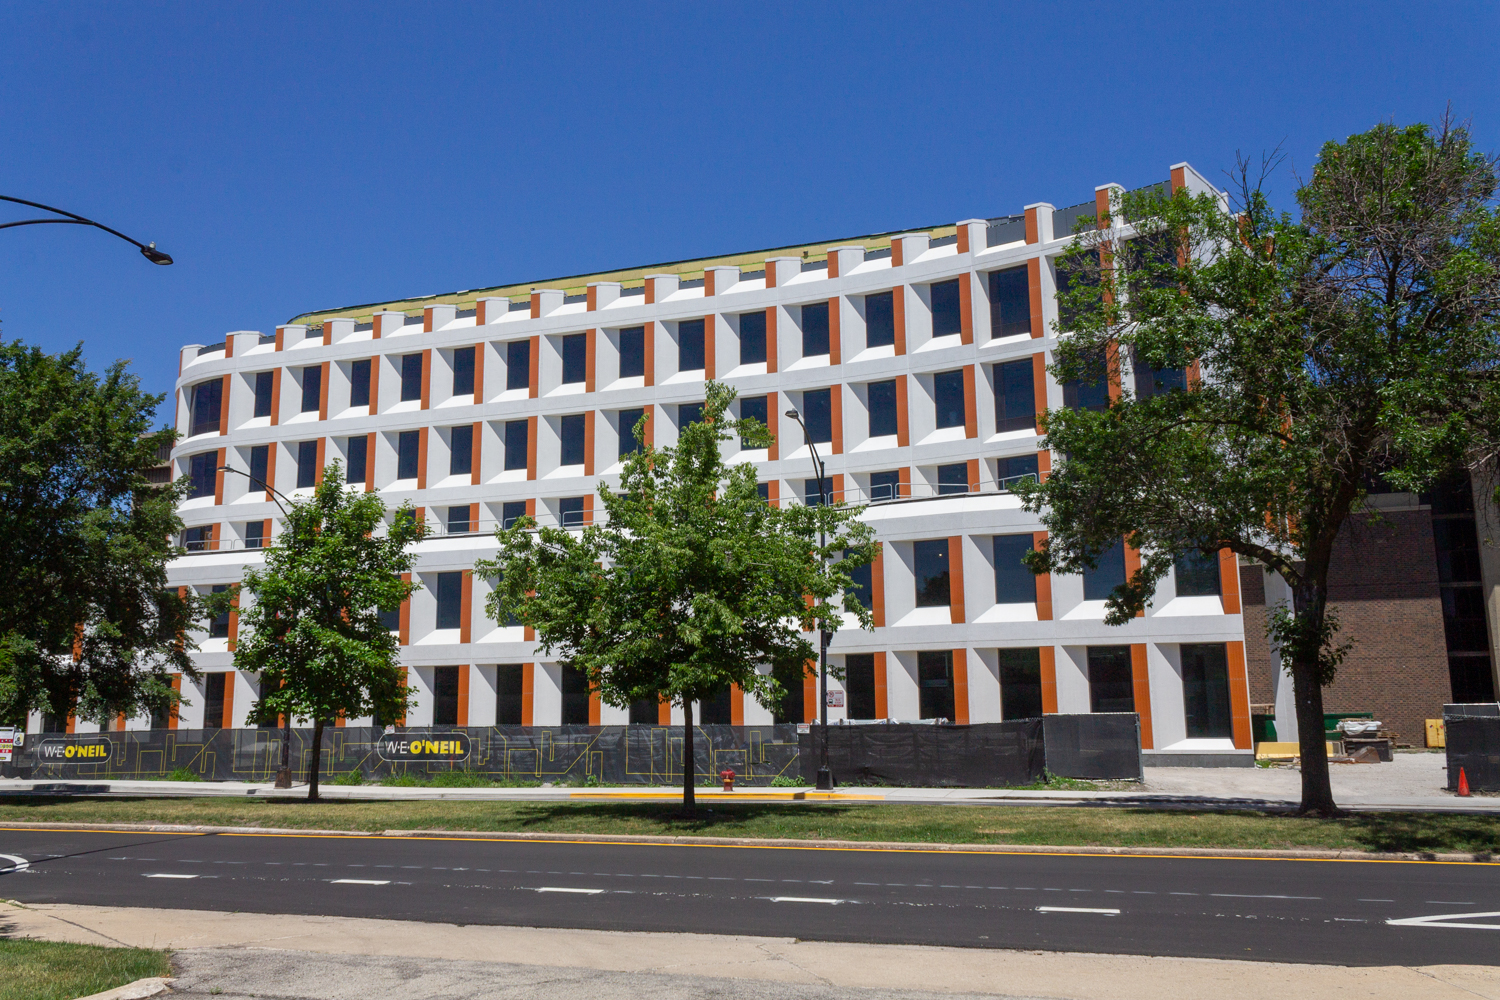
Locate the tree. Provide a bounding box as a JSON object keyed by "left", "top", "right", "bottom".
{"left": 1017, "top": 116, "right": 1500, "bottom": 815}
{"left": 477, "top": 381, "right": 875, "bottom": 814}
{"left": 233, "top": 464, "right": 424, "bottom": 801}
{"left": 0, "top": 340, "right": 196, "bottom": 728}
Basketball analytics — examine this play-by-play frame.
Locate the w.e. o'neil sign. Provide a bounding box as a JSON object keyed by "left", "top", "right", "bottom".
{"left": 376, "top": 731, "right": 471, "bottom": 762}
{"left": 36, "top": 738, "right": 113, "bottom": 762}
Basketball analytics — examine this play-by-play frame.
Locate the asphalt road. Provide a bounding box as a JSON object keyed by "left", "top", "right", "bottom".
{"left": 0, "top": 828, "right": 1495, "bottom": 967}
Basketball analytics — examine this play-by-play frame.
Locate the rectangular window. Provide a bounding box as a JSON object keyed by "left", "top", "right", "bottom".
{"left": 1083, "top": 537, "right": 1126, "bottom": 601}
{"left": 189, "top": 379, "right": 222, "bottom": 436}
{"left": 503, "top": 420, "right": 528, "bottom": 471}
{"left": 1054, "top": 256, "right": 1096, "bottom": 333}
{"left": 804, "top": 479, "right": 826, "bottom": 507}
{"left": 678, "top": 402, "right": 703, "bottom": 428}
{"left": 400, "top": 354, "right": 423, "bottom": 402}
{"left": 396, "top": 430, "right": 420, "bottom": 481}
{"left": 918, "top": 649, "right": 955, "bottom": 721}
{"left": 800, "top": 301, "right": 829, "bottom": 357}
{"left": 300, "top": 366, "right": 321, "bottom": 413}
{"left": 188, "top": 452, "right": 217, "bottom": 499}
{"left": 937, "top": 463, "right": 969, "bottom": 496}
{"left": 997, "top": 453, "right": 1039, "bottom": 488}
{"left": 432, "top": 666, "right": 460, "bottom": 725}
{"left": 296, "top": 440, "right": 318, "bottom": 489}
{"left": 867, "top": 380, "right": 898, "bottom": 438}
{"left": 756, "top": 482, "right": 769, "bottom": 502}
{"left": 618, "top": 408, "right": 645, "bottom": 457}
{"left": 506, "top": 340, "right": 531, "bottom": 391}
{"left": 378, "top": 601, "right": 400, "bottom": 633}
{"left": 1181, "top": 643, "right": 1232, "bottom": 738}
{"left": 995, "top": 359, "right": 1036, "bottom": 432}
{"left": 183, "top": 525, "right": 212, "bottom": 552}
{"left": 496, "top": 664, "right": 525, "bottom": 724}
{"left": 449, "top": 425, "right": 473, "bottom": 476}
{"left": 678, "top": 318, "right": 705, "bottom": 372}
{"left": 988, "top": 266, "right": 1031, "bottom": 337}
{"left": 1087, "top": 646, "right": 1135, "bottom": 713}
{"left": 346, "top": 436, "right": 368, "bottom": 484}
{"left": 452, "top": 346, "right": 476, "bottom": 397}
{"left": 845, "top": 653, "right": 876, "bottom": 720}
{"left": 1133, "top": 360, "right": 1187, "bottom": 400}
{"left": 245, "top": 520, "right": 265, "bottom": 549}
{"left": 865, "top": 291, "right": 895, "bottom": 348}
{"left": 699, "top": 684, "right": 732, "bottom": 725}
{"left": 999, "top": 648, "right": 1044, "bottom": 720}
{"left": 248, "top": 445, "right": 269, "bottom": 493}
{"left": 914, "top": 539, "right": 951, "bottom": 607}
{"left": 618, "top": 326, "right": 646, "bottom": 378}
{"left": 802, "top": 388, "right": 832, "bottom": 443}
{"left": 772, "top": 662, "right": 804, "bottom": 724}
{"left": 253, "top": 371, "right": 274, "bottom": 418}
{"left": 930, "top": 279, "right": 962, "bottom": 338}
{"left": 845, "top": 550, "right": 872, "bottom": 610}
{"left": 629, "top": 696, "right": 658, "bottom": 725}
{"left": 1175, "top": 550, "right": 1221, "bottom": 597}
{"left": 561, "top": 333, "right": 587, "bottom": 384}
{"left": 561, "top": 665, "right": 590, "bottom": 724}
{"left": 933, "top": 369, "right": 966, "bottom": 429}
{"left": 738, "top": 312, "right": 766, "bottom": 365}
{"left": 559, "top": 496, "right": 585, "bottom": 527}
{"left": 435, "top": 572, "right": 463, "bottom": 630}
{"left": 738, "top": 396, "right": 767, "bottom": 446}
{"left": 1064, "top": 375, "right": 1111, "bottom": 412}
{"left": 203, "top": 672, "right": 227, "bottom": 730}
{"left": 350, "top": 359, "right": 371, "bottom": 408}
{"left": 870, "top": 470, "right": 900, "bottom": 501}
{"left": 447, "top": 505, "right": 472, "bottom": 535}
{"left": 560, "top": 414, "right": 586, "bottom": 466}
{"left": 501, "top": 500, "right": 528, "bottom": 529}
{"left": 993, "top": 534, "right": 1035, "bottom": 604}
{"left": 209, "top": 585, "right": 230, "bottom": 639}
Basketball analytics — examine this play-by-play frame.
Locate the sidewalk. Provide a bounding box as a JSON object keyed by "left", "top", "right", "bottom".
{"left": 5, "top": 902, "right": 1497, "bottom": 1000}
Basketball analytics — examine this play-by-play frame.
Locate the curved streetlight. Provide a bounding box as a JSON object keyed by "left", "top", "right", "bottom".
{"left": 785, "top": 408, "right": 834, "bottom": 791}
{"left": 0, "top": 194, "right": 173, "bottom": 265}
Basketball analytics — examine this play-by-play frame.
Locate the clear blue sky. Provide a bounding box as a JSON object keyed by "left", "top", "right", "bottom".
{"left": 1, "top": 1, "right": 1494, "bottom": 406}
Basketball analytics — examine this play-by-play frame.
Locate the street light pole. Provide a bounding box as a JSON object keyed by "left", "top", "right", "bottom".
{"left": 0, "top": 194, "right": 173, "bottom": 264}
{"left": 785, "top": 409, "right": 834, "bottom": 791}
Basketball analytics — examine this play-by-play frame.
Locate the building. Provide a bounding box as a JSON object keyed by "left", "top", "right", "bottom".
{"left": 38, "top": 159, "right": 1495, "bottom": 764}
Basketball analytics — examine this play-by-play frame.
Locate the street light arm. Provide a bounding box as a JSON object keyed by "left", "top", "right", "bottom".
{"left": 217, "top": 466, "right": 290, "bottom": 517}
{"left": 0, "top": 194, "right": 172, "bottom": 264}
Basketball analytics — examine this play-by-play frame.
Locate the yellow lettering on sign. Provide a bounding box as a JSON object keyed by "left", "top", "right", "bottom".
{"left": 64, "top": 746, "right": 75, "bottom": 758}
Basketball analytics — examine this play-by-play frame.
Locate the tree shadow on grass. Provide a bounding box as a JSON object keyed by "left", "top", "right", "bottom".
{"left": 503, "top": 801, "right": 860, "bottom": 835}
{"left": 1336, "top": 812, "right": 1500, "bottom": 855}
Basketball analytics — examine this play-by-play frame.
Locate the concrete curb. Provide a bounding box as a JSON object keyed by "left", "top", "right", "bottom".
{"left": 4, "top": 818, "right": 1495, "bottom": 864}
{"left": 73, "top": 976, "right": 172, "bottom": 1000}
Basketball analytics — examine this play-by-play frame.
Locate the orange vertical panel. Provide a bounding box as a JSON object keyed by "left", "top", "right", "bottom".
{"left": 658, "top": 695, "right": 671, "bottom": 725}
{"left": 583, "top": 410, "right": 595, "bottom": 476}
{"left": 827, "top": 297, "right": 841, "bottom": 365}
{"left": 1105, "top": 341, "right": 1122, "bottom": 403}
{"left": 952, "top": 648, "right": 970, "bottom": 724}
{"left": 1219, "top": 549, "right": 1242, "bottom": 614}
{"left": 704, "top": 315, "right": 716, "bottom": 379}
{"left": 948, "top": 536, "right": 965, "bottom": 624}
{"left": 314, "top": 438, "right": 326, "bottom": 486}
{"left": 892, "top": 286, "right": 906, "bottom": 355}
{"left": 522, "top": 663, "right": 535, "bottom": 725}
{"left": 962, "top": 364, "right": 977, "bottom": 438}
{"left": 586, "top": 285, "right": 599, "bottom": 311}
{"left": 227, "top": 588, "right": 239, "bottom": 652}
{"left": 221, "top": 672, "right": 235, "bottom": 729}
{"left": 420, "top": 348, "right": 433, "bottom": 409}
{"left": 319, "top": 362, "right": 330, "bottom": 420}
{"left": 766, "top": 399, "right": 778, "bottom": 460}
{"left": 873, "top": 651, "right": 888, "bottom": 720}
{"left": 1027, "top": 258, "right": 1045, "bottom": 338}
{"left": 1025, "top": 206, "right": 1040, "bottom": 244}
{"left": 219, "top": 374, "right": 232, "bottom": 435}
{"left": 966, "top": 458, "right": 980, "bottom": 495}
{"left": 803, "top": 665, "right": 817, "bottom": 723}
{"left": 830, "top": 385, "right": 843, "bottom": 455}
{"left": 730, "top": 683, "right": 744, "bottom": 726}
{"left": 214, "top": 447, "right": 227, "bottom": 503}
{"left": 528, "top": 336, "right": 540, "bottom": 398}
{"left": 530, "top": 292, "right": 541, "bottom": 318}
{"left": 472, "top": 342, "right": 485, "bottom": 403}
{"left": 456, "top": 664, "right": 470, "bottom": 726}
{"left": 1130, "top": 644, "right": 1154, "bottom": 749}
{"left": 416, "top": 428, "right": 427, "bottom": 490}
{"left": 958, "top": 274, "right": 973, "bottom": 345}
{"left": 1039, "top": 647, "right": 1057, "bottom": 714}
{"left": 585, "top": 328, "right": 596, "bottom": 393}
{"left": 269, "top": 367, "right": 281, "bottom": 425}
{"left": 460, "top": 571, "right": 473, "bottom": 644}
{"left": 1032, "top": 353, "right": 1048, "bottom": 427}
{"left": 1227, "top": 640, "right": 1252, "bottom": 749}
{"left": 398, "top": 572, "right": 411, "bottom": 646}
{"left": 644, "top": 322, "right": 656, "bottom": 386}
{"left": 764, "top": 479, "right": 779, "bottom": 508}
{"left": 1124, "top": 541, "right": 1144, "bottom": 617}
{"left": 765, "top": 308, "right": 777, "bottom": 374}
{"left": 1033, "top": 531, "right": 1052, "bottom": 620}
{"left": 364, "top": 433, "right": 376, "bottom": 492}
{"left": 897, "top": 466, "right": 910, "bottom": 498}
{"left": 470, "top": 421, "right": 482, "bottom": 486}
{"left": 642, "top": 404, "right": 654, "bottom": 448}
{"left": 870, "top": 543, "right": 886, "bottom": 627}
{"left": 264, "top": 442, "right": 278, "bottom": 497}
{"left": 895, "top": 375, "right": 909, "bottom": 446}
{"left": 169, "top": 673, "right": 181, "bottom": 729}
{"left": 368, "top": 358, "right": 380, "bottom": 414}
{"left": 582, "top": 493, "right": 594, "bottom": 526}
{"left": 526, "top": 416, "right": 537, "bottom": 480}
{"left": 274, "top": 327, "right": 285, "bottom": 351}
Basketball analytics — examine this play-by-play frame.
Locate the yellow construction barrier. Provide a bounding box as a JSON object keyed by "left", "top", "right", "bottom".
{"left": 1255, "top": 741, "right": 1340, "bottom": 760}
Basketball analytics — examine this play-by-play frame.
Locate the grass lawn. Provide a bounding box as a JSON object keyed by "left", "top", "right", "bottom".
{"left": 0, "top": 796, "right": 1496, "bottom": 854}
{"left": 0, "top": 939, "right": 169, "bottom": 1000}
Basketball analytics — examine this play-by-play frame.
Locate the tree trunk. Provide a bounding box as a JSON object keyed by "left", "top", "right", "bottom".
{"left": 680, "top": 698, "right": 696, "bottom": 818}
{"left": 308, "top": 719, "right": 325, "bottom": 803}
{"left": 1290, "top": 582, "right": 1337, "bottom": 815}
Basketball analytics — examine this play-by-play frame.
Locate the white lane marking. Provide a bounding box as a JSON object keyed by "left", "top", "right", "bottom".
{"left": 769, "top": 896, "right": 845, "bottom": 904}
{"left": 536, "top": 887, "right": 605, "bottom": 894}
{"left": 1211, "top": 893, "right": 1321, "bottom": 900}
{"left": 1387, "top": 911, "right": 1500, "bottom": 931}
{"left": 0, "top": 854, "right": 29, "bottom": 874}
{"left": 331, "top": 879, "right": 390, "bottom": 885}
{"left": 1359, "top": 898, "right": 1395, "bottom": 902}
{"left": 144, "top": 873, "right": 197, "bottom": 879}
{"left": 1037, "top": 906, "right": 1121, "bottom": 915}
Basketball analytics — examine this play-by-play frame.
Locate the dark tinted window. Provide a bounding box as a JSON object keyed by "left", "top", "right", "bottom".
{"left": 1133, "top": 347, "right": 1186, "bottom": 400}
{"left": 190, "top": 379, "right": 222, "bottom": 436}
{"left": 203, "top": 671, "right": 227, "bottom": 729}
{"left": 772, "top": 662, "right": 804, "bottom": 724}
{"left": 1175, "top": 550, "right": 1221, "bottom": 597}
{"left": 496, "top": 664, "right": 525, "bottom": 724}
{"left": 1063, "top": 351, "right": 1111, "bottom": 412}
{"left": 1182, "top": 643, "right": 1232, "bottom": 738}
{"left": 503, "top": 420, "right": 528, "bottom": 471}
{"left": 699, "top": 684, "right": 732, "bottom": 724}
{"left": 560, "top": 414, "right": 586, "bottom": 466}
{"left": 914, "top": 539, "right": 950, "bottom": 607}
{"left": 618, "top": 408, "right": 645, "bottom": 457}
{"left": 804, "top": 479, "right": 827, "bottom": 507}
{"left": 400, "top": 353, "right": 423, "bottom": 402}
{"left": 296, "top": 440, "right": 318, "bottom": 489}
{"left": 845, "top": 551, "right": 872, "bottom": 611}
{"left": 449, "top": 425, "right": 473, "bottom": 476}
{"left": 678, "top": 402, "right": 703, "bottom": 428}
{"left": 918, "top": 650, "right": 954, "bottom": 720}
{"left": 561, "top": 333, "right": 587, "bottom": 384}
{"left": 937, "top": 463, "right": 969, "bottom": 495}
{"left": 209, "top": 584, "right": 230, "bottom": 639}
{"left": 629, "top": 696, "right": 658, "bottom": 724}
{"left": 845, "top": 653, "right": 876, "bottom": 720}
{"left": 801, "top": 302, "right": 829, "bottom": 357}
{"left": 346, "top": 436, "right": 367, "bottom": 484}
{"left": 452, "top": 346, "right": 476, "bottom": 396}
{"left": 447, "top": 505, "right": 472, "bottom": 534}
{"left": 501, "top": 501, "right": 528, "bottom": 529}
{"left": 300, "top": 366, "right": 321, "bottom": 414}
{"left": 378, "top": 600, "right": 400, "bottom": 633}
{"left": 433, "top": 666, "right": 460, "bottom": 724}
{"left": 561, "top": 665, "right": 590, "bottom": 724}
{"left": 999, "top": 648, "right": 1043, "bottom": 720}
{"left": 396, "top": 430, "right": 420, "bottom": 480}
{"left": 867, "top": 380, "right": 898, "bottom": 437}
{"left": 183, "top": 525, "right": 212, "bottom": 551}
{"left": 997, "top": 453, "right": 1039, "bottom": 487}
{"left": 865, "top": 291, "right": 895, "bottom": 348}
{"left": 995, "top": 359, "right": 1036, "bottom": 432}
{"left": 870, "top": 470, "right": 900, "bottom": 501}
{"left": 248, "top": 446, "right": 268, "bottom": 493}
{"left": 435, "top": 572, "right": 463, "bottom": 630}
{"left": 1083, "top": 537, "right": 1125, "bottom": 600}
{"left": 350, "top": 359, "right": 371, "bottom": 408}
{"left": 931, "top": 279, "right": 962, "bottom": 337}
{"left": 738, "top": 396, "right": 767, "bottom": 446}
{"left": 245, "top": 520, "right": 265, "bottom": 549}
{"left": 933, "top": 369, "right": 966, "bottom": 429}
{"left": 188, "top": 452, "right": 217, "bottom": 499}
{"left": 739, "top": 312, "right": 766, "bottom": 365}
{"left": 1055, "top": 255, "right": 1097, "bottom": 333}
{"left": 989, "top": 266, "right": 1031, "bottom": 337}
{"left": 253, "top": 371, "right": 274, "bottom": 418}
{"left": 559, "top": 496, "right": 586, "bottom": 527}
{"left": 802, "top": 388, "right": 832, "bottom": 444}
{"left": 506, "top": 340, "right": 531, "bottom": 391}
{"left": 678, "top": 319, "right": 705, "bottom": 372}
{"left": 619, "top": 326, "right": 646, "bottom": 378}
{"left": 993, "top": 534, "right": 1035, "bottom": 604}
{"left": 1087, "top": 646, "right": 1135, "bottom": 713}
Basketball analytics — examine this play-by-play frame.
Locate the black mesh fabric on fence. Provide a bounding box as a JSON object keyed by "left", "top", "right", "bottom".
{"left": 1042, "top": 713, "right": 1143, "bottom": 779}
{"left": 8, "top": 725, "right": 801, "bottom": 786}
{"left": 798, "top": 721, "right": 1045, "bottom": 787}
{"left": 1444, "top": 716, "right": 1500, "bottom": 792}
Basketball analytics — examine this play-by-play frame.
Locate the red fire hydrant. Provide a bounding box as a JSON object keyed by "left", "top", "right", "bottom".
{"left": 721, "top": 769, "right": 735, "bottom": 791}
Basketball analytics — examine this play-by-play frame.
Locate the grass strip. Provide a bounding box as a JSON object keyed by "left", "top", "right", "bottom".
{"left": 0, "top": 939, "right": 169, "bottom": 1000}
{"left": 0, "top": 796, "right": 1497, "bottom": 854}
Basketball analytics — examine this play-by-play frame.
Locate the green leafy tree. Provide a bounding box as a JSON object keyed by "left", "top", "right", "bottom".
{"left": 478, "top": 381, "right": 875, "bottom": 814}
{"left": 233, "top": 463, "right": 424, "bottom": 800}
{"left": 1018, "top": 116, "right": 1500, "bottom": 814}
{"left": 0, "top": 341, "right": 195, "bottom": 728}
